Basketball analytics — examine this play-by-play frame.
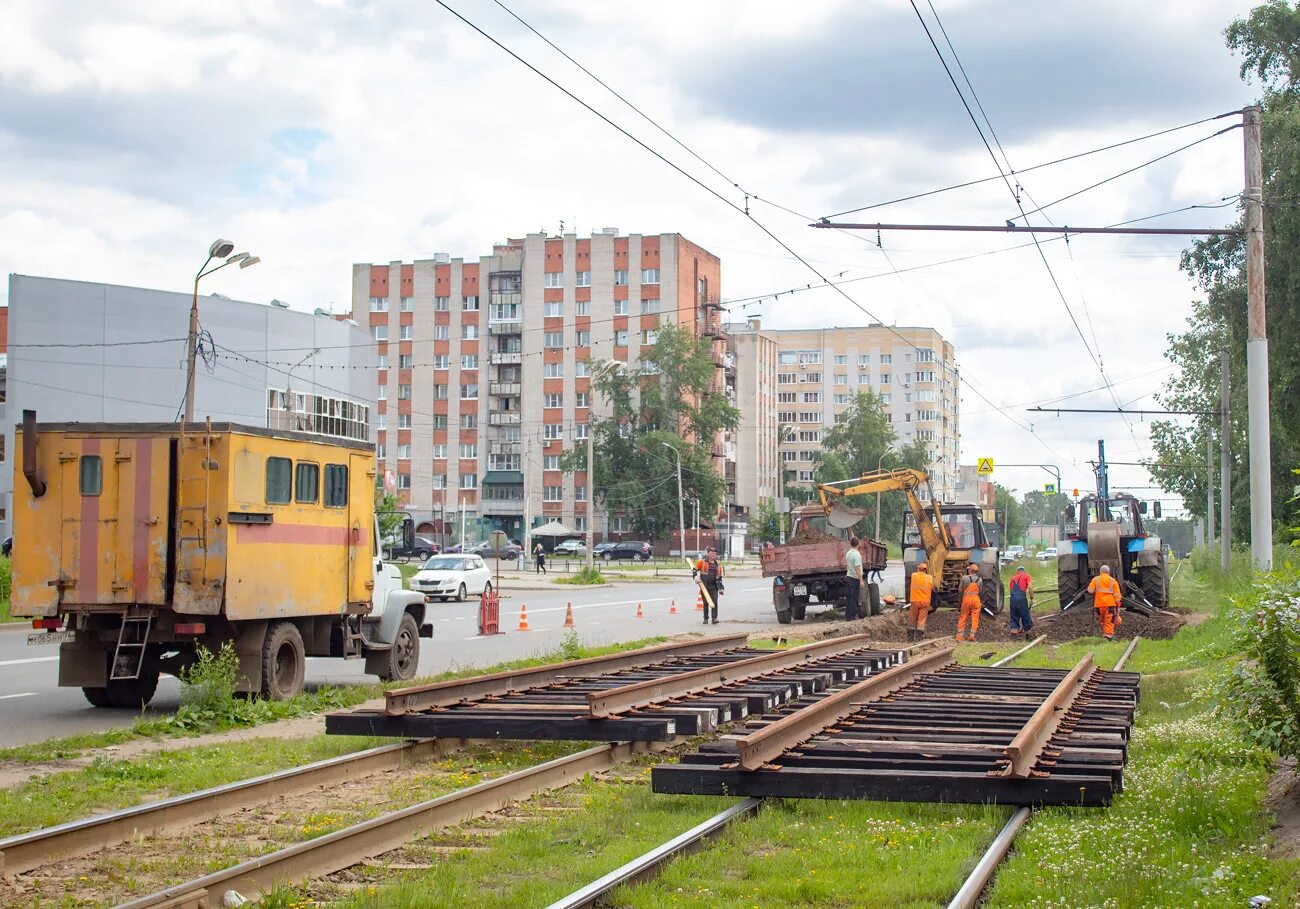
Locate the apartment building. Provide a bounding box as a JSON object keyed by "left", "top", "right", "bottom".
{"left": 724, "top": 319, "right": 779, "bottom": 517}
{"left": 352, "top": 231, "right": 723, "bottom": 542}
{"left": 760, "top": 325, "right": 960, "bottom": 500}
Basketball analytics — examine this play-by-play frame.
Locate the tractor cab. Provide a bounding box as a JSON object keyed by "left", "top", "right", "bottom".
{"left": 1060, "top": 493, "right": 1167, "bottom": 610}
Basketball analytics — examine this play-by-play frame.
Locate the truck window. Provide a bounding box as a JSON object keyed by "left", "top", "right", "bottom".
{"left": 295, "top": 462, "right": 320, "bottom": 504}
{"left": 79, "top": 455, "right": 103, "bottom": 496}
{"left": 324, "top": 464, "right": 348, "bottom": 508}
{"left": 266, "top": 457, "right": 292, "bottom": 504}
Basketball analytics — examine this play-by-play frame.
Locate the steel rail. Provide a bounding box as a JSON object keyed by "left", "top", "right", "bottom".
{"left": 994, "top": 654, "right": 1096, "bottom": 778}
{"left": 385, "top": 633, "right": 751, "bottom": 715}
{"left": 990, "top": 635, "right": 1046, "bottom": 668}
{"left": 0, "top": 738, "right": 452, "bottom": 875}
{"left": 542, "top": 797, "right": 763, "bottom": 909}
{"left": 114, "top": 740, "right": 669, "bottom": 909}
{"left": 730, "top": 647, "right": 956, "bottom": 771}
{"left": 946, "top": 639, "right": 1142, "bottom": 909}
{"left": 586, "top": 633, "right": 885, "bottom": 717}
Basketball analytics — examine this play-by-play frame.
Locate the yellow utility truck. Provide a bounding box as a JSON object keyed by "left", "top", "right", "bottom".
{"left": 12, "top": 414, "right": 429, "bottom": 708}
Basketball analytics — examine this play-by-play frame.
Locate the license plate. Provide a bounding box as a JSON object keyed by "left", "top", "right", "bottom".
{"left": 28, "top": 630, "right": 75, "bottom": 645}
{"left": 792, "top": 584, "right": 808, "bottom": 596}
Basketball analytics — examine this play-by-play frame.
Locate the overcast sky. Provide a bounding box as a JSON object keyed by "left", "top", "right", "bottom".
{"left": 0, "top": 0, "right": 1259, "bottom": 512}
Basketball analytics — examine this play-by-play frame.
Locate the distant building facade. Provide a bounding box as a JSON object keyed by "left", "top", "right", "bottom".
{"left": 725, "top": 319, "right": 779, "bottom": 517}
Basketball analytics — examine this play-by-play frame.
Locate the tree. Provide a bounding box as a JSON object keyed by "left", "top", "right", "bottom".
{"left": 1021, "top": 489, "right": 1069, "bottom": 527}
{"left": 568, "top": 325, "right": 740, "bottom": 538}
{"left": 375, "top": 485, "right": 403, "bottom": 545}
{"left": 1150, "top": 2, "right": 1300, "bottom": 542}
{"left": 811, "top": 391, "right": 931, "bottom": 543}
{"left": 994, "top": 485, "right": 1027, "bottom": 545}
{"left": 753, "top": 499, "right": 783, "bottom": 544}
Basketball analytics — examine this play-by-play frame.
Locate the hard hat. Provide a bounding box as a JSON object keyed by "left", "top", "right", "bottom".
{"left": 1100, "top": 564, "right": 1111, "bottom": 574}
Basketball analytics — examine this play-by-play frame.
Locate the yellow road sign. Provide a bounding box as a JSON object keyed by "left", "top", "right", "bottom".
{"left": 976, "top": 457, "right": 995, "bottom": 475}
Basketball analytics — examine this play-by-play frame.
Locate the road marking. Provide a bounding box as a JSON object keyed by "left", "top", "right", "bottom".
{"left": 0, "top": 692, "right": 36, "bottom": 700}
{"left": 0, "top": 656, "right": 59, "bottom": 668}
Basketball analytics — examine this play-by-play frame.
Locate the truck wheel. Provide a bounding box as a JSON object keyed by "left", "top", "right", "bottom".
{"left": 379, "top": 612, "right": 420, "bottom": 682}
{"left": 791, "top": 599, "right": 807, "bottom": 621}
{"left": 261, "top": 621, "right": 306, "bottom": 701}
{"left": 106, "top": 670, "right": 160, "bottom": 710}
{"left": 867, "top": 583, "right": 882, "bottom": 617}
{"left": 776, "top": 607, "right": 792, "bottom": 624}
{"left": 83, "top": 686, "right": 114, "bottom": 708}
{"left": 1140, "top": 558, "right": 1169, "bottom": 609}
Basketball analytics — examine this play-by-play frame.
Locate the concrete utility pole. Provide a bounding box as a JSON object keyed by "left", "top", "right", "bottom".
{"left": 663, "top": 442, "right": 687, "bottom": 564}
{"left": 1220, "top": 349, "right": 1232, "bottom": 571}
{"left": 585, "top": 419, "right": 595, "bottom": 573}
{"left": 1244, "top": 105, "right": 1273, "bottom": 568}
{"left": 1206, "top": 431, "right": 1215, "bottom": 548}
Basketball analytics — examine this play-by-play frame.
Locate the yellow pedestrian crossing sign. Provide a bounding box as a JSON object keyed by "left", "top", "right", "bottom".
{"left": 1045, "top": 483, "right": 1057, "bottom": 494}
{"left": 976, "top": 457, "right": 995, "bottom": 475}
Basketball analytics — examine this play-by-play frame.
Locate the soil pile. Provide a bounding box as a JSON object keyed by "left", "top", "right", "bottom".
{"left": 787, "top": 524, "right": 841, "bottom": 546}
{"left": 1034, "top": 605, "right": 1184, "bottom": 642}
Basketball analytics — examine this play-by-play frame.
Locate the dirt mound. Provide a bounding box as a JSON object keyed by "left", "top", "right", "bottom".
{"left": 1034, "top": 605, "right": 1185, "bottom": 642}
{"left": 788, "top": 524, "right": 840, "bottom": 545}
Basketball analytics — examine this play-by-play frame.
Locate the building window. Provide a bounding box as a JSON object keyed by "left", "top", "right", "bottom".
{"left": 575, "top": 516, "right": 587, "bottom": 531}
{"left": 544, "top": 331, "right": 564, "bottom": 348}
{"left": 858, "top": 374, "right": 871, "bottom": 385}
{"left": 641, "top": 329, "right": 658, "bottom": 345}
{"left": 778, "top": 410, "right": 798, "bottom": 423}
{"left": 460, "top": 443, "right": 477, "bottom": 459}
{"left": 433, "top": 354, "right": 449, "bottom": 369}
{"left": 378, "top": 386, "right": 387, "bottom": 401}
{"left": 398, "top": 354, "right": 412, "bottom": 369}
{"left": 397, "top": 473, "right": 411, "bottom": 490}
{"left": 377, "top": 354, "right": 389, "bottom": 369}
{"left": 576, "top": 301, "right": 591, "bottom": 316}
{"left": 880, "top": 394, "right": 891, "bottom": 404}
{"left": 461, "top": 354, "right": 478, "bottom": 370}
{"left": 489, "top": 454, "right": 521, "bottom": 471}
{"left": 400, "top": 296, "right": 413, "bottom": 311}
{"left": 434, "top": 384, "right": 448, "bottom": 400}
{"left": 778, "top": 392, "right": 796, "bottom": 403}
{"left": 641, "top": 268, "right": 660, "bottom": 284}
{"left": 370, "top": 296, "right": 388, "bottom": 312}
{"left": 461, "top": 384, "right": 479, "bottom": 399}
{"left": 432, "top": 475, "right": 446, "bottom": 489}
{"left": 640, "top": 298, "right": 660, "bottom": 314}
{"left": 399, "top": 384, "right": 412, "bottom": 400}
{"left": 778, "top": 373, "right": 796, "bottom": 384}
{"left": 880, "top": 373, "right": 891, "bottom": 385}
{"left": 461, "top": 474, "right": 477, "bottom": 490}
{"left": 613, "top": 299, "right": 628, "bottom": 316}
{"left": 834, "top": 374, "right": 848, "bottom": 386}
{"left": 434, "top": 325, "right": 449, "bottom": 341}
{"left": 545, "top": 301, "right": 563, "bottom": 317}
{"left": 463, "top": 295, "right": 479, "bottom": 311}
{"left": 778, "top": 352, "right": 798, "bottom": 365}
{"left": 545, "top": 454, "right": 562, "bottom": 470}
{"left": 544, "top": 423, "right": 563, "bottom": 440}
{"left": 544, "top": 271, "right": 563, "bottom": 288}
{"left": 576, "top": 270, "right": 591, "bottom": 287}
{"left": 490, "top": 302, "right": 521, "bottom": 322}
{"left": 376, "top": 443, "right": 386, "bottom": 459}
{"left": 576, "top": 485, "right": 587, "bottom": 501}
{"left": 433, "top": 415, "right": 449, "bottom": 429}
{"left": 611, "top": 515, "right": 629, "bottom": 533}
{"left": 614, "top": 269, "right": 628, "bottom": 285}
{"left": 432, "top": 444, "right": 447, "bottom": 459}
{"left": 575, "top": 391, "right": 590, "bottom": 408}
{"left": 576, "top": 361, "right": 590, "bottom": 377}
{"left": 544, "top": 393, "right": 563, "bottom": 408}
{"left": 372, "top": 325, "right": 388, "bottom": 341}
{"left": 799, "top": 470, "right": 815, "bottom": 482}
{"left": 917, "top": 370, "right": 935, "bottom": 382}
{"left": 799, "top": 450, "right": 815, "bottom": 461}
{"left": 461, "top": 414, "right": 478, "bottom": 429}
{"left": 399, "top": 413, "right": 412, "bottom": 429}
{"left": 803, "top": 392, "right": 821, "bottom": 403}
{"left": 781, "top": 450, "right": 797, "bottom": 463}
{"left": 799, "top": 411, "right": 821, "bottom": 423}
{"left": 833, "top": 354, "right": 847, "bottom": 365}
{"left": 398, "top": 444, "right": 411, "bottom": 459}
{"left": 614, "top": 330, "right": 629, "bottom": 346}
{"left": 574, "top": 423, "right": 589, "bottom": 440}
{"left": 377, "top": 414, "right": 387, "bottom": 430}
{"left": 802, "top": 372, "right": 822, "bottom": 383}
{"left": 396, "top": 324, "right": 411, "bottom": 341}
{"left": 798, "top": 430, "right": 821, "bottom": 442}
{"left": 834, "top": 394, "right": 851, "bottom": 404}
{"left": 544, "top": 363, "right": 563, "bottom": 378}
{"left": 880, "top": 354, "right": 893, "bottom": 364}
{"left": 544, "top": 485, "right": 563, "bottom": 502}
{"left": 435, "top": 296, "right": 450, "bottom": 311}
{"left": 462, "top": 325, "right": 479, "bottom": 340}
{"left": 858, "top": 355, "right": 870, "bottom": 367}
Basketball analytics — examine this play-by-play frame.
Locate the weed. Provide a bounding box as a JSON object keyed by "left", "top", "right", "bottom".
{"left": 559, "top": 628, "right": 583, "bottom": 661}
{"left": 179, "top": 642, "right": 240, "bottom": 712}
{"left": 555, "top": 566, "right": 606, "bottom": 585}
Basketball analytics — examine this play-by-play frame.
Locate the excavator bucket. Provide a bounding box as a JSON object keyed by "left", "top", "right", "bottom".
{"left": 827, "top": 502, "right": 871, "bottom": 529}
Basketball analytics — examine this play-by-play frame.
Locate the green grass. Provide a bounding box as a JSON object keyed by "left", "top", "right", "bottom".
{"left": 554, "top": 567, "right": 606, "bottom": 585}
{"left": 0, "top": 734, "right": 386, "bottom": 838}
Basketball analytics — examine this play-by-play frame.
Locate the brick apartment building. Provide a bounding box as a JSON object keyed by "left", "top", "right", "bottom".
{"left": 353, "top": 231, "right": 727, "bottom": 543}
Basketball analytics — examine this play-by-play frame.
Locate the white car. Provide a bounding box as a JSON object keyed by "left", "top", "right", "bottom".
{"left": 999, "top": 545, "right": 1025, "bottom": 565}
{"left": 552, "top": 539, "right": 587, "bottom": 556}
{"left": 409, "top": 555, "right": 493, "bottom": 602}
{"left": 1036, "top": 547, "right": 1059, "bottom": 562}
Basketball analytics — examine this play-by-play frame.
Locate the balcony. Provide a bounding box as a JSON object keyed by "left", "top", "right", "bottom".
{"left": 490, "top": 351, "right": 522, "bottom": 365}
{"left": 489, "top": 413, "right": 521, "bottom": 426}
{"left": 488, "top": 321, "right": 522, "bottom": 336}
{"left": 490, "top": 382, "right": 521, "bottom": 396}
{"left": 481, "top": 497, "right": 524, "bottom": 516}
{"left": 489, "top": 441, "right": 520, "bottom": 455}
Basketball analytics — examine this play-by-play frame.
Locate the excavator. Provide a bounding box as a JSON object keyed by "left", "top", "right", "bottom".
{"left": 817, "top": 468, "right": 1004, "bottom": 615}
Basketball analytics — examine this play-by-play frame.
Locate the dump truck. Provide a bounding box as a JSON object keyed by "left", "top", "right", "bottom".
{"left": 12, "top": 415, "right": 429, "bottom": 708}
{"left": 761, "top": 504, "right": 888, "bottom": 624}
{"left": 818, "top": 468, "right": 1003, "bottom": 616}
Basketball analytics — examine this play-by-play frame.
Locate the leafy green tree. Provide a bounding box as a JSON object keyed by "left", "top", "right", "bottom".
{"left": 567, "top": 325, "right": 740, "bottom": 538}
{"left": 375, "top": 485, "right": 403, "bottom": 546}
{"left": 994, "top": 485, "right": 1027, "bottom": 545}
{"left": 1150, "top": 1, "right": 1300, "bottom": 541}
{"left": 1021, "top": 489, "right": 1069, "bottom": 527}
{"left": 811, "top": 391, "right": 930, "bottom": 543}
{"left": 753, "top": 499, "right": 784, "bottom": 544}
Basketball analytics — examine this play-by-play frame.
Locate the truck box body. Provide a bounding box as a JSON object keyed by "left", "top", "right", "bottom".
{"left": 13, "top": 422, "right": 376, "bottom": 622}
{"left": 761, "top": 538, "right": 886, "bottom": 578}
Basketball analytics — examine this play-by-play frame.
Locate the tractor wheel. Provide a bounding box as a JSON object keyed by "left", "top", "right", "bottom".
{"left": 981, "top": 577, "right": 1004, "bottom": 617}
{"left": 1140, "top": 558, "right": 1169, "bottom": 609}
{"left": 1058, "top": 568, "right": 1083, "bottom": 610}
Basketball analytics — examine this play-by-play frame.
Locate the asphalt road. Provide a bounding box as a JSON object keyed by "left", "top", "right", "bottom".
{"left": 0, "top": 565, "right": 903, "bottom": 748}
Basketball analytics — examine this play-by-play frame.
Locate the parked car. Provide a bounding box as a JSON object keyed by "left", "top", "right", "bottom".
{"left": 384, "top": 534, "right": 439, "bottom": 562}
{"left": 999, "top": 545, "right": 1025, "bottom": 565}
{"left": 409, "top": 554, "right": 493, "bottom": 602}
{"left": 468, "top": 540, "right": 523, "bottom": 561}
{"left": 601, "top": 541, "right": 653, "bottom": 562}
{"left": 553, "top": 539, "right": 588, "bottom": 556}
{"left": 1036, "top": 547, "right": 1059, "bottom": 562}
{"left": 593, "top": 541, "right": 618, "bottom": 556}
{"left": 1, "top": 536, "right": 11, "bottom": 558}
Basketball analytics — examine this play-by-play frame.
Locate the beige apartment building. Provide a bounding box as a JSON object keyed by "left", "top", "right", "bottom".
{"left": 755, "top": 325, "right": 960, "bottom": 501}
{"left": 724, "top": 319, "right": 780, "bottom": 517}
{"left": 351, "top": 230, "right": 726, "bottom": 543}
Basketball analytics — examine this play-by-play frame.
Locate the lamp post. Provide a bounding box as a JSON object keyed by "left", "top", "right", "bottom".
{"left": 185, "top": 239, "right": 261, "bottom": 423}
{"left": 661, "top": 441, "right": 687, "bottom": 565}
{"left": 875, "top": 446, "right": 897, "bottom": 541}
{"left": 285, "top": 348, "right": 320, "bottom": 431}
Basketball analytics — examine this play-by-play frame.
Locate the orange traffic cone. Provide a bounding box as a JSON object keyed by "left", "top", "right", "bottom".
{"left": 695, "top": 592, "right": 704, "bottom": 612}
{"left": 563, "top": 603, "right": 575, "bottom": 628}
{"left": 635, "top": 602, "right": 645, "bottom": 619}
{"left": 517, "top": 604, "right": 530, "bottom": 631}
{"left": 669, "top": 599, "right": 678, "bottom": 615}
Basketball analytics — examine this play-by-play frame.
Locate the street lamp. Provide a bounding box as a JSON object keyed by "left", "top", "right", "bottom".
{"left": 285, "top": 348, "right": 321, "bottom": 431}
{"left": 875, "top": 445, "right": 897, "bottom": 540}
{"left": 661, "top": 441, "right": 687, "bottom": 565}
{"left": 185, "top": 240, "right": 261, "bottom": 422}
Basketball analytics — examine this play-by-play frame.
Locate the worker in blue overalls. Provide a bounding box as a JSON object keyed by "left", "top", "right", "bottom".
{"left": 1007, "top": 566, "right": 1033, "bottom": 635}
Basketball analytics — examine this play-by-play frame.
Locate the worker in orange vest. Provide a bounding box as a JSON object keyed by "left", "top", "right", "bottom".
{"left": 1087, "top": 564, "right": 1123, "bottom": 640}
{"left": 956, "top": 564, "right": 982, "bottom": 642}
{"left": 907, "top": 562, "right": 934, "bottom": 642}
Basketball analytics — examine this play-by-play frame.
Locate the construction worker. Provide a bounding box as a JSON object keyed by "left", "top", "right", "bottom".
{"left": 1007, "top": 566, "right": 1033, "bottom": 635}
{"left": 1087, "top": 564, "right": 1123, "bottom": 640}
{"left": 907, "top": 562, "right": 934, "bottom": 642}
{"left": 956, "top": 564, "right": 982, "bottom": 642}
{"left": 844, "top": 536, "right": 864, "bottom": 621}
{"left": 693, "top": 546, "right": 725, "bottom": 625}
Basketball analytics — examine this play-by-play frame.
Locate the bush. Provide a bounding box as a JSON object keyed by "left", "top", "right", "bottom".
{"left": 1211, "top": 566, "right": 1300, "bottom": 759}
{"left": 556, "top": 567, "right": 605, "bottom": 585}
{"left": 559, "top": 628, "right": 582, "bottom": 661}
{"left": 179, "top": 642, "right": 240, "bottom": 712}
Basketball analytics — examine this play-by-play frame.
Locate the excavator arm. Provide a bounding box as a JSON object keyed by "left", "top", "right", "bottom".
{"left": 816, "top": 469, "right": 952, "bottom": 570}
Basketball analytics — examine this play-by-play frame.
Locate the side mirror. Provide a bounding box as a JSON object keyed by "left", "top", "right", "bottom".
{"left": 1065, "top": 504, "right": 1076, "bottom": 523}
{"left": 1138, "top": 501, "right": 1148, "bottom": 515}
{"left": 1153, "top": 501, "right": 1162, "bottom": 519}
{"left": 402, "top": 516, "right": 415, "bottom": 549}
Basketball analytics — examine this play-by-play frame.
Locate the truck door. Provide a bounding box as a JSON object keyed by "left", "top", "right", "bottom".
{"left": 345, "top": 452, "right": 375, "bottom": 606}
{"left": 58, "top": 438, "right": 120, "bottom": 605}
{"left": 173, "top": 428, "right": 223, "bottom": 614}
